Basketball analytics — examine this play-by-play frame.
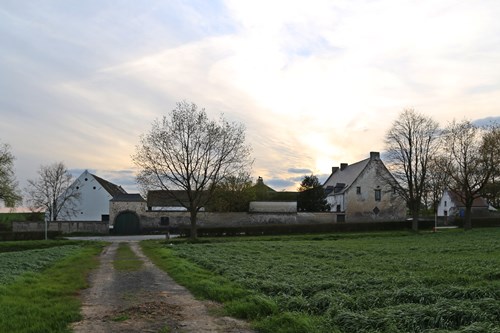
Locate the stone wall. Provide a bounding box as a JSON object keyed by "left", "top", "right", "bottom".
{"left": 249, "top": 201, "right": 297, "bottom": 213}
{"left": 12, "top": 221, "right": 109, "bottom": 234}
{"left": 138, "top": 211, "right": 338, "bottom": 228}
{"left": 109, "top": 200, "right": 147, "bottom": 226}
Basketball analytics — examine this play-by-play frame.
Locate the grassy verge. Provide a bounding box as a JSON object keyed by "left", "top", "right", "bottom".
{"left": 0, "top": 242, "right": 104, "bottom": 333}
{"left": 113, "top": 242, "right": 143, "bottom": 271}
{"left": 142, "top": 229, "right": 500, "bottom": 333}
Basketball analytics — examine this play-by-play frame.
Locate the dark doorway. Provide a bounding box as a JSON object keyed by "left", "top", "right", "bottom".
{"left": 114, "top": 211, "right": 140, "bottom": 235}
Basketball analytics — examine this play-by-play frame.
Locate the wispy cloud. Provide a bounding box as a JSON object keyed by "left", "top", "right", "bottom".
{"left": 1, "top": 0, "right": 500, "bottom": 192}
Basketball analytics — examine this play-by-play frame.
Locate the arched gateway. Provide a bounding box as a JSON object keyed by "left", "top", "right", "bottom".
{"left": 113, "top": 211, "right": 140, "bottom": 235}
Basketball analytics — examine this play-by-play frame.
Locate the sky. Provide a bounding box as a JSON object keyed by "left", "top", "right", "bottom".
{"left": 1, "top": 0, "right": 500, "bottom": 198}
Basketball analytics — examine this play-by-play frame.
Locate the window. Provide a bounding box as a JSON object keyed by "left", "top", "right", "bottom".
{"left": 356, "top": 186, "right": 361, "bottom": 194}
{"left": 336, "top": 205, "right": 341, "bottom": 212}
{"left": 444, "top": 201, "right": 447, "bottom": 207}
{"left": 375, "top": 189, "right": 381, "bottom": 201}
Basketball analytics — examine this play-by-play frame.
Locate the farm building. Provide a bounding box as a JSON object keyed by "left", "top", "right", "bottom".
{"left": 57, "top": 170, "right": 127, "bottom": 221}
{"left": 323, "top": 152, "right": 406, "bottom": 222}
{"left": 437, "top": 190, "right": 490, "bottom": 221}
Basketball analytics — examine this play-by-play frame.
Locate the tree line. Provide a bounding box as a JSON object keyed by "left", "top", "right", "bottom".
{"left": 384, "top": 109, "right": 500, "bottom": 231}
{"left": 1, "top": 102, "right": 499, "bottom": 239}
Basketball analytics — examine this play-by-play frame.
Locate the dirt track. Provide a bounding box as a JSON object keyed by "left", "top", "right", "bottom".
{"left": 71, "top": 242, "right": 254, "bottom": 333}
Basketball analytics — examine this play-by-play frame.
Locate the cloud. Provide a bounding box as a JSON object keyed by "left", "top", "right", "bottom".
{"left": 2, "top": 0, "right": 500, "bottom": 194}
{"left": 473, "top": 116, "right": 500, "bottom": 127}
{"left": 266, "top": 178, "right": 297, "bottom": 191}
{"left": 288, "top": 168, "right": 313, "bottom": 174}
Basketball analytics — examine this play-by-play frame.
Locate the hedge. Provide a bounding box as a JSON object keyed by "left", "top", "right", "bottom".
{"left": 0, "top": 231, "right": 62, "bottom": 241}
{"left": 177, "top": 220, "right": 435, "bottom": 237}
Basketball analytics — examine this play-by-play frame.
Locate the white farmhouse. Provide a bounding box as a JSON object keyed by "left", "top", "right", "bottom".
{"left": 58, "top": 170, "right": 127, "bottom": 221}
{"left": 323, "top": 152, "right": 406, "bottom": 222}
{"left": 437, "top": 190, "right": 490, "bottom": 220}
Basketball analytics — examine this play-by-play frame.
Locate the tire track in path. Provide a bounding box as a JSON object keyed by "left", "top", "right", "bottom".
{"left": 72, "top": 241, "right": 254, "bottom": 333}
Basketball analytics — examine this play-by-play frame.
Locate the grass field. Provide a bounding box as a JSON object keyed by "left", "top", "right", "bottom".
{"left": 0, "top": 240, "right": 104, "bottom": 333}
{"left": 142, "top": 229, "right": 500, "bottom": 333}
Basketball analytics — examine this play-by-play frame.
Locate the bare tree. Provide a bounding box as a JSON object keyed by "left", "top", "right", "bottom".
{"left": 25, "top": 162, "right": 80, "bottom": 221}
{"left": 482, "top": 124, "right": 500, "bottom": 208}
{"left": 0, "top": 142, "right": 22, "bottom": 207}
{"left": 133, "top": 101, "right": 252, "bottom": 239}
{"left": 442, "top": 120, "right": 500, "bottom": 230}
{"left": 424, "top": 156, "right": 450, "bottom": 214}
{"left": 384, "top": 109, "right": 441, "bottom": 231}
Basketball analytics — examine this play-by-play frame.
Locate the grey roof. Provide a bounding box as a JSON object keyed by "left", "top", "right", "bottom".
{"left": 446, "top": 190, "right": 489, "bottom": 208}
{"left": 92, "top": 173, "right": 127, "bottom": 197}
{"left": 323, "top": 158, "right": 371, "bottom": 195}
{"left": 147, "top": 190, "right": 211, "bottom": 207}
{"left": 111, "top": 193, "right": 145, "bottom": 202}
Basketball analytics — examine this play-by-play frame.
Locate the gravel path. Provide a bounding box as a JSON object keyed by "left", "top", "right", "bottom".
{"left": 71, "top": 241, "right": 255, "bottom": 333}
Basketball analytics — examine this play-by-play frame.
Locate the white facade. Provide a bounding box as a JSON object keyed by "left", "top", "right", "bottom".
{"left": 437, "top": 190, "right": 453, "bottom": 217}
{"left": 58, "top": 170, "right": 126, "bottom": 221}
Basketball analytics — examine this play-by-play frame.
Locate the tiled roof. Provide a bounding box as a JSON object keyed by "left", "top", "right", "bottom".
{"left": 91, "top": 174, "right": 127, "bottom": 198}
{"left": 447, "top": 191, "right": 489, "bottom": 208}
{"left": 146, "top": 190, "right": 211, "bottom": 207}
{"left": 323, "top": 158, "right": 371, "bottom": 194}
{"left": 111, "top": 193, "right": 145, "bottom": 202}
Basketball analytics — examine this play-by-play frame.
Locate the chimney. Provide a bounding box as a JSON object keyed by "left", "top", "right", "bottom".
{"left": 257, "top": 176, "right": 264, "bottom": 185}
{"left": 370, "top": 152, "right": 380, "bottom": 160}
{"left": 340, "top": 163, "right": 348, "bottom": 171}
{"left": 332, "top": 166, "right": 339, "bottom": 174}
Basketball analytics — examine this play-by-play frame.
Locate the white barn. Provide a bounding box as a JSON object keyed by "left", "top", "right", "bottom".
{"left": 57, "top": 170, "right": 127, "bottom": 221}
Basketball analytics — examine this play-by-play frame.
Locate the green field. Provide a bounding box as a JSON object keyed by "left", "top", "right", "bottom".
{"left": 0, "top": 240, "right": 103, "bottom": 333}
{"left": 142, "top": 229, "right": 500, "bottom": 333}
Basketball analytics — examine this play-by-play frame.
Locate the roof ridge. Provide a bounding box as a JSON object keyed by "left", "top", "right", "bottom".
{"left": 90, "top": 173, "right": 127, "bottom": 197}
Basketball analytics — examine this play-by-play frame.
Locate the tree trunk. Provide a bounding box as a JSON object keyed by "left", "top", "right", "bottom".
{"left": 189, "top": 209, "right": 198, "bottom": 241}
{"left": 411, "top": 210, "right": 419, "bottom": 232}
{"left": 464, "top": 206, "right": 472, "bottom": 231}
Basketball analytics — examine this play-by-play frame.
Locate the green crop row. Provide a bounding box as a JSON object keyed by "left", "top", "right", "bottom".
{"left": 146, "top": 229, "right": 500, "bottom": 332}
{"left": 0, "top": 242, "right": 103, "bottom": 333}
{"left": 0, "top": 245, "right": 81, "bottom": 285}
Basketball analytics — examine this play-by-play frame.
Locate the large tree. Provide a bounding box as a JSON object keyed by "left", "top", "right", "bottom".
{"left": 25, "top": 162, "right": 80, "bottom": 221}
{"left": 0, "top": 142, "right": 22, "bottom": 207}
{"left": 384, "top": 109, "right": 441, "bottom": 231}
{"left": 297, "top": 174, "right": 329, "bottom": 212}
{"left": 423, "top": 156, "right": 450, "bottom": 214}
{"left": 207, "top": 172, "right": 255, "bottom": 212}
{"left": 441, "top": 120, "right": 500, "bottom": 230}
{"left": 133, "top": 101, "right": 252, "bottom": 239}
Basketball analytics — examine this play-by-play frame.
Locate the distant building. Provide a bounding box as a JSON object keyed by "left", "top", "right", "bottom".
{"left": 57, "top": 170, "right": 127, "bottom": 221}
{"left": 323, "top": 152, "right": 406, "bottom": 222}
{"left": 249, "top": 177, "right": 297, "bottom": 213}
{"left": 437, "top": 190, "right": 490, "bottom": 220}
{"left": 146, "top": 190, "right": 209, "bottom": 212}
